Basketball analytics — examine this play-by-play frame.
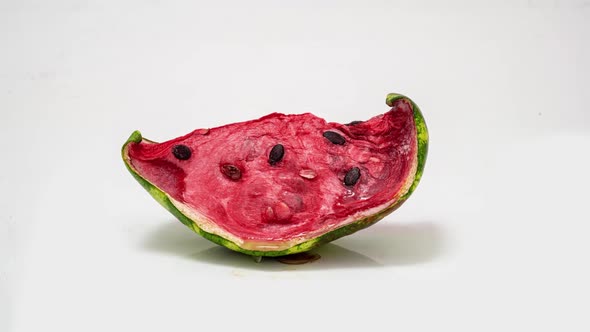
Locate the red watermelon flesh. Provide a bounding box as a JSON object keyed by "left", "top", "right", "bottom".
{"left": 126, "top": 98, "right": 418, "bottom": 250}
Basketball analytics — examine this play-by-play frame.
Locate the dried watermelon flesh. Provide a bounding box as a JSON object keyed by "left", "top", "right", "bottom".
{"left": 122, "top": 93, "right": 428, "bottom": 256}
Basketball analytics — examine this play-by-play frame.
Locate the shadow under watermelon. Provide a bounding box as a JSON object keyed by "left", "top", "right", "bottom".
{"left": 188, "top": 243, "right": 381, "bottom": 271}
{"left": 141, "top": 219, "right": 446, "bottom": 270}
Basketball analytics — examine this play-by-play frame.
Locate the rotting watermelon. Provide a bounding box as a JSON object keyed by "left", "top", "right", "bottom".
{"left": 122, "top": 93, "right": 428, "bottom": 258}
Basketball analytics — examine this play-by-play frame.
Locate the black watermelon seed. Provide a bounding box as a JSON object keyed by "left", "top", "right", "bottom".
{"left": 221, "top": 164, "right": 242, "bottom": 181}
{"left": 323, "top": 131, "right": 346, "bottom": 145}
{"left": 269, "top": 144, "right": 285, "bottom": 165}
{"left": 172, "top": 145, "right": 191, "bottom": 160}
{"left": 345, "top": 120, "right": 363, "bottom": 126}
{"left": 344, "top": 167, "right": 361, "bottom": 186}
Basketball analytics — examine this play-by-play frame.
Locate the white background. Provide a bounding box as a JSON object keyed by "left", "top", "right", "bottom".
{"left": 2, "top": 0, "right": 589, "bottom": 331}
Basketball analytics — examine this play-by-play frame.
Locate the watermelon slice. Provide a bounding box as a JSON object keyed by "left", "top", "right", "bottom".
{"left": 122, "top": 93, "right": 428, "bottom": 257}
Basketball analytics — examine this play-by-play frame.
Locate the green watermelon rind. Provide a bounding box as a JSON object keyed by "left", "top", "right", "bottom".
{"left": 121, "top": 93, "right": 428, "bottom": 257}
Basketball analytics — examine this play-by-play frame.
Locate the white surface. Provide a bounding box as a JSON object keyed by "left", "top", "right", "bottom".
{"left": 1, "top": 1, "right": 589, "bottom": 331}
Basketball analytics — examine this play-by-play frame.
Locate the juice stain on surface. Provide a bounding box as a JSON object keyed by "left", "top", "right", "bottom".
{"left": 276, "top": 252, "right": 321, "bottom": 265}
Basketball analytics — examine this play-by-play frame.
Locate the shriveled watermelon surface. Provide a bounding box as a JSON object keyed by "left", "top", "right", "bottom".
{"left": 122, "top": 94, "right": 428, "bottom": 256}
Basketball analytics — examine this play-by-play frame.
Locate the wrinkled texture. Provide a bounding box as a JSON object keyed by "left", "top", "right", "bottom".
{"left": 127, "top": 99, "right": 417, "bottom": 242}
